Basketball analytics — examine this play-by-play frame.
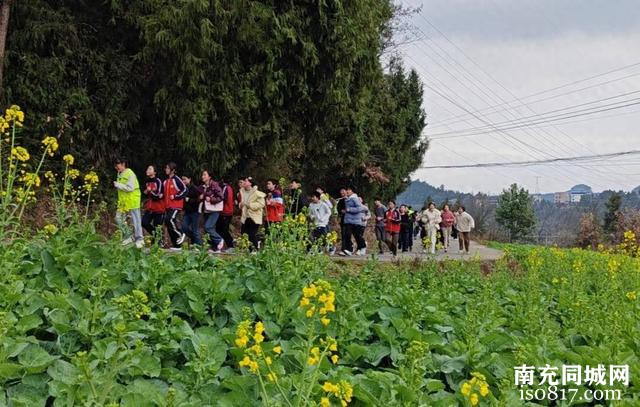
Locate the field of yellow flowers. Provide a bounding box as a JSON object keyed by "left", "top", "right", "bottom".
{"left": 1, "top": 223, "right": 639, "bottom": 405}
{"left": 1, "top": 105, "right": 639, "bottom": 405}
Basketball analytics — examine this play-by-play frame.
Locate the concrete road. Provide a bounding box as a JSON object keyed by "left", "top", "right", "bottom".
{"left": 332, "top": 241, "right": 503, "bottom": 262}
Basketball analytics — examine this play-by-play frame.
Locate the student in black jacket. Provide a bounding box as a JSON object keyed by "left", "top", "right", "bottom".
{"left": 180, "top": 175, "right": 202, "bottom": 246}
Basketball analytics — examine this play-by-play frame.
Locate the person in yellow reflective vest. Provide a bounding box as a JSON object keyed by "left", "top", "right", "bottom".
{"left": 113, "top": 157, "right": 144, "bottom": 248}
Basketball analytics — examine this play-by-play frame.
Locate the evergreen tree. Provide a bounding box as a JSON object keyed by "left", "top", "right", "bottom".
{"left": 495, "top": 183, "right": 536, "bottom": 242}
{"left": 604, "top": 192, "right": 622, "bottom": 238}
{"left": 2, "top": 1, "right": 426, "bottom": 200}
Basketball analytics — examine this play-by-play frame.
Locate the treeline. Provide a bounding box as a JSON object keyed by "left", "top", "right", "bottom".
{"left": 2, "top": 0, "right": 426, "bottom": 200}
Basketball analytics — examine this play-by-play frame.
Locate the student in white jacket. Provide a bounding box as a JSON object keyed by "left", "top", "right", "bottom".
{"left": 308, "top": 191, "right": 332, "bottom": 250}
{"left": 454, "top": 205, "right": 475, "bottom": 253}
{"left": 417, "top": 202, "right": 442, "bottom": 254}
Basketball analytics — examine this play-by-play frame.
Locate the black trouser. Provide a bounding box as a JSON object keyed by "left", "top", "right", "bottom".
{"left": 164, "top": 208, "right": 182, "bottom": 248}
{"left": 241, "top": 218, "right": 260, "bottom": 251}
{"left": 385, "top": 231, "right": 399, "bottom": 256}
{"left": 308, "top": 226, "right": 328, "bottom": 251}
{"left": 142, "top": 211, "right": 164, "bottom": 239}
{"left": 399, "top": 225, "right": 411, "bottom": 252}
{"left": 343, "top": 223, "right": 365, "bottom": 252}
{"left": 375, "top": 225, "right": 385, "bottom": 253}
{"left": 340, "top": 222, "right": 349, "bottom": 251}
{"left": 216, "top": 214, "right": 234, "bottom": 249}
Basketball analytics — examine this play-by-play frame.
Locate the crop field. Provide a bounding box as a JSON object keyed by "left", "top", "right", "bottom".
{"left": 1, "top": 222, "right": 639, "bottom": 406}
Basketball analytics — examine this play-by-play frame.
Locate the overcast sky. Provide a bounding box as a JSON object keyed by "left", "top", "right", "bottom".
{"left": 399, "top": 0, "right": 640, "bottom": 194}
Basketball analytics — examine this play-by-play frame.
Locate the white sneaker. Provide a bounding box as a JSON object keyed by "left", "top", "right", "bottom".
{"left": 339, "top": 250, "right": 352, "bottom": 257}
{"left": 208, "top": 248, "right": 222, "bottom": 254}
{"left": 356, "top": 249, "right": 366, "bottom": 256}
{"left": 135, "top": 240, "right": 145, "bottom": 249}
{"left": 176, "top": 233, "right": 186, "bottom": 245}
{"left": 121, "top": 237, "right": 134, "bottom": 246}
{"left": 217, "top": 241, "right": 224, "bottom": 251}
{"left": 168, "top": 247, "right": 182, "bottom": 252}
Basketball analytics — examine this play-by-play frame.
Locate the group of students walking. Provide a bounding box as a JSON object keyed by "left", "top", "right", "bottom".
{"left": 112, "top": 158, "right": 475, "bottom": 256}
{"left": 371, "top": 201, "right": 475, "bottom": 256}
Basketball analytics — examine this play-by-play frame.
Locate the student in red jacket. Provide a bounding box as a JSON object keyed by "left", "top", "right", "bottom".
{"left": 163, "top": 162, "right": 187, "bottom": 249}
{"left": 384, "top": 200, "right": 401, "bottom": 256}
{"left": 265, "top": 178, "right": 284, "bottom": 235}
{"left": 216, "top": 178, "right": 235, "bottom": 252}
{"left": 142, "top": 165, "right": 165, "bottom": 241}
{"left": 440, "top": 203, "right": 455, "bottom": 253}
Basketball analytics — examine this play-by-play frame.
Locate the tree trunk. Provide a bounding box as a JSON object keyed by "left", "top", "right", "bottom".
{"left": 0, "top": 0, "right": 14, "bottom": 99}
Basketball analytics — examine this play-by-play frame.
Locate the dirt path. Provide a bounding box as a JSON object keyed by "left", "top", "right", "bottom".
{"left": 332, "top": 241, "right": 503, "bottom": 262}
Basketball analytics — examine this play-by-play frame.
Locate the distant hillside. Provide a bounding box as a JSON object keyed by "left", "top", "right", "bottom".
{"left": 395, "top": 181, "right": 472, "bottom": 209}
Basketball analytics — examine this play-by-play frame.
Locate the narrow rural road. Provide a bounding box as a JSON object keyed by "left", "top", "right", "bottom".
{"left": 332, "top": 241, "right": 503, "bottom": 262}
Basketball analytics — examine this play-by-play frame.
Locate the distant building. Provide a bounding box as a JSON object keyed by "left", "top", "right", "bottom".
{"left": 554, "top": 191, "right": 570, "bottom": 204}
{"left": 569, "top": 184, "right": 593, "bottom": 203}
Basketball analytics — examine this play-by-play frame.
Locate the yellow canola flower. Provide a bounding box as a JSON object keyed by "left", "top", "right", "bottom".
{"left": 43, "top": 224, "right": 58, "bottom": 235}
{"left": 322, "top": 382, "right": 340, "bottom": 395}
{"left": 68, "top": 169, "right": 80, "bottom": 179}
{"left": 63, "top": 154, "right": 75, "bottom": 165}
{"left": 267, "top": 372, "right": 277, "bottom": 383}
{"left": 5, "top": 105, "right": 24, "bottom": 123}
{"left": 254, "top": 321, "right": 264, "bottom": 335}
{"left": 235, "top": 336, "right": 248, "bottom": 348}
{"left": 461, "top": 382, "right": 471, "bottom": 396}
{"left": 306, "top": 306, "right": 316, "bottom": 318}
{"left": 320, "top": 397, "right": 330, "bottom": 407}
{"left": 84, "top": 171, "right": 99, "bottom": 185}
{"left": 470, "top": 393, "right": 479, "bottom": 406}
{"left": 265, "top": 356, "right": 272, "bottom": 365}
{"left": 239, "top": 355, "right": 251, "bottom": 367}
{"left": 479, "top": 384, "right": 489, "bottom": 397}
{"left": 253, "top": 333, "right": 264, "bottom": 344}
{"left": 331, "top": 354, "right": 339, "bottom": 364}
{"left": 41, "top": 136, "right": 59, "bottom": 156}
{"left": 303, "top": 285, "right": 319, "bottom": 298}
{"left": 11, "top": 146, "right": 30, "bottom": 162}
{"left": 321, "top": 317, "right": 330, "bottom": 326}
{"left": 273, "top": 345, "right": 282, "bottom": 354}
{"left": 627, "top": 291, "right": 637, "bottom": 301}
{"left": 22, "top": 172, "right": 41, "bottom": 187}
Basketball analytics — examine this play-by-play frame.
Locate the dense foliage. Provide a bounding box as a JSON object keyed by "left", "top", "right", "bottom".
{"left": 495, "top": 183, "right": 536, "bottom": 242}
{"left": 1, "top": 222, "right": 639, "bottom": 405}
{"left": 3, "top": 0, "right": 426, "bottom": 199}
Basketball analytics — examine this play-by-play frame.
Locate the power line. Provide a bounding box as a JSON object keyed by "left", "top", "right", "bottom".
{"left": 430, "top": 99, "right": 640, "bottom": 139}
{"left": 429, "top": 64, "right": 640, "bottom": 127}
{"left": 408, "top": 16, "right": 616, "bottom": 188}
{"left": 419, "top": 150, "right": 640, "bottom": 169}
{"left": 428, "top": 96, "right": 640, "bottom": 137}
